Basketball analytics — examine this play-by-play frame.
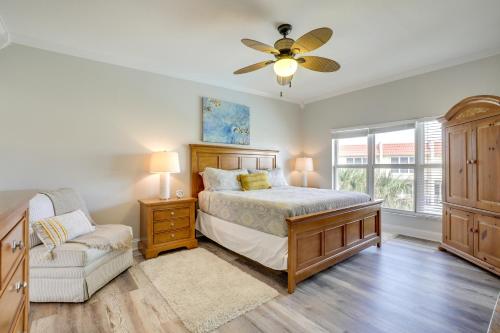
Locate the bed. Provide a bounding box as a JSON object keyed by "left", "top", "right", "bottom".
{"left": 191, "top": 144, "right": 382, "bottom": 293}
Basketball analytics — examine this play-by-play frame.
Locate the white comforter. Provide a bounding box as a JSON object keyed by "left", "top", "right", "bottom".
{"left": 199, "top": 186, "right": 371, "bottom": 237}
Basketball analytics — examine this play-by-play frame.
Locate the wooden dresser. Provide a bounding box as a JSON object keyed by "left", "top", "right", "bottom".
{"left": 138, "top": 197, "right": 197, "bottom": 259}
{"left": 440, "top": 95, "right": 500, "bottom": 275}
{"left": 0, "top": 191, "right": 34, "bottom": 333}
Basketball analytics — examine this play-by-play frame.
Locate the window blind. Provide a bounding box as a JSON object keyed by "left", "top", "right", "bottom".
{"left": 416, "top": 120, "right": 443, "bottom": 215}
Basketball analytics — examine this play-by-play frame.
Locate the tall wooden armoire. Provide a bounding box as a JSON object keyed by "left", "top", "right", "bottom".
{"left": 440, "top": 95, "right": 500, "bottom": 275}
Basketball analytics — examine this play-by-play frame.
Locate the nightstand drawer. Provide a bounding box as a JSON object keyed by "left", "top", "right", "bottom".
{"left": 154, "top": 228, "right": 190, "bottom": 244}
{"left": 154, "top": 217, "right": 190, "bottom": 232}
{"left": 153, "top": 207, "right": 190, "bottom": 221}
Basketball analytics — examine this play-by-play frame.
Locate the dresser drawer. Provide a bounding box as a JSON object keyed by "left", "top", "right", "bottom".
{"left": 11, "top": 302, "right": 25, "bottom": 333}
{"left": 1, "top": 219, "right": 25, "bottom": 287}
{"left": 154, "top": 217, "right": 190, "bottom": 233}
{"left": 0, "top": 259, "right": 26, "bottom": 333}
{"left": 154, "top": 228, "right": 190, "bottom": 244}
{"left": 153, "top": 207, "right": 190, "bottom": 221}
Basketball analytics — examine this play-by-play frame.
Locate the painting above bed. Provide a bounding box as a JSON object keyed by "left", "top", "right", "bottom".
{"left": 202, "top": 97, "right": 250, "bottom": 145}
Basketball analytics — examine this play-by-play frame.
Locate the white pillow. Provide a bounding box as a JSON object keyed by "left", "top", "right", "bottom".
{"left": 32, "top": 209, "right": 95, "bottom": 248}
{"left": 249, "top": 168, "right": 288, "bottom": 187}
{"left": 202, "top": 167, "right": 248, "bottom": 191}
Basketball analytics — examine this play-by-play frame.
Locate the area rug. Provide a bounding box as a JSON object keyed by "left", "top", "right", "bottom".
{"left": 139, "top": 248, "right": 279, "bottom": 333}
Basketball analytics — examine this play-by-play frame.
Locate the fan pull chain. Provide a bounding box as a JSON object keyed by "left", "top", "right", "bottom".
{"left": 279, "top": 80, "right": 292, "bottom": 98}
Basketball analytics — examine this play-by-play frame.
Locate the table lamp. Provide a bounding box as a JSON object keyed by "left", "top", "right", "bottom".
{"left": 150, "top": 151, "right": 180, "bottom": 199}
{"left": 295, "top": 157, "right": 313, "bottom": 187}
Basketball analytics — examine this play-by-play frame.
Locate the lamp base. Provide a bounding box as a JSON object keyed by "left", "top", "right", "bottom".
{"left": 159, "top": 173, "right": 171, "bottom": 200}
{"left": 302, "top": 171, "right": 308, "bottom": 187}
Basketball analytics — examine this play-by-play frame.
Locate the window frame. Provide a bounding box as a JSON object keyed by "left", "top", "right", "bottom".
{"left": 332, "top": 118, "right": 442, "bottom": 218}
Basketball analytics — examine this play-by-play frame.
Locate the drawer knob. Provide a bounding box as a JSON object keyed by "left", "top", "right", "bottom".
{"left": 170, "top": 223, "right": 175, "bottom": 227}
{"left": 171, "top": 234, "right": 175, "bottom": 238}
{"left": 14, "top": 281, "right": 28, "bottom": 292}
{"left": 12, "top": 240, "right": 24, "bottom": 252}
{"left": 170, "top": 211, "right": 175, "bottom": 216}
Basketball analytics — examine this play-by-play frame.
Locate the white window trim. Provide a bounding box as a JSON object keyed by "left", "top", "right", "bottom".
{"left": 332, "top": 117, "right": 442, "bottom": 216}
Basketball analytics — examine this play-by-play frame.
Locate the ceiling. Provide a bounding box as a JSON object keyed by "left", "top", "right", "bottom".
{"left": 1, "top": 0, "right": 500, "bottom": 104}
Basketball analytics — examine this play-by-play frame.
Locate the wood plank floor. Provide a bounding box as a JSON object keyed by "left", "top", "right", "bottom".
{"left": 30, "top": 236, "right": 500, "bottom": 333}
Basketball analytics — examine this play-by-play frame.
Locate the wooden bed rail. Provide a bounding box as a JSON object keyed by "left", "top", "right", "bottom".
{"left": 286, "top": 200, "right": 383, "bottom": 293}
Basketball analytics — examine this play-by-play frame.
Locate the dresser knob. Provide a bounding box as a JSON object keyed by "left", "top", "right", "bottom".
{"left": 170, "top": 223, "right": 175, "bottom": 227}
{"left": 171, "top": 234, "right": 175, "bottom": 238}
{"left": 170, "top": 211, "right": 175, "bottom": 216}
{"left": 14, "top": 281, "right": 28, "bottom": 292}
{"left": 11, "top": 240, "right": 24, "bottom": 252}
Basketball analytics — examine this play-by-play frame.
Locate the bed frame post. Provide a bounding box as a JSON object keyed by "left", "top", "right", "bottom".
{"left": 287, "top": 224, "right": 297, "bottom": 294}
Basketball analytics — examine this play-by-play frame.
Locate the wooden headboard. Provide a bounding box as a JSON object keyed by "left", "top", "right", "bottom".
{"left": 190, "top": 144, "right": 279, "bottom": 198}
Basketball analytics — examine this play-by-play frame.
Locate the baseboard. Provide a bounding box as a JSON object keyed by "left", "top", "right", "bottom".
{"left": 383, "top": 224, "right": 441, "bottom": 242}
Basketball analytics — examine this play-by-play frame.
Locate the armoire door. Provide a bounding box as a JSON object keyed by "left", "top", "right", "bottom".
{"left": 474, "top": 214, "right": 500, "bottom": 269}
{"left": 445, "top": 123, "right": 474, "bottom": 206}
{"left": 443, "top": 207, "right": 474, "bottom": 255}
{"left": 473, "top": 115, "right": 500, "bottom": 213}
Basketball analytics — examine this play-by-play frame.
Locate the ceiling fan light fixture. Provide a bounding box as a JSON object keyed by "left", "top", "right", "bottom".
{"left": 273, "top": 58, "right": 297, "bottom": 77}
{"left": 277, "top": 74, "right": 293, "bottom": 86}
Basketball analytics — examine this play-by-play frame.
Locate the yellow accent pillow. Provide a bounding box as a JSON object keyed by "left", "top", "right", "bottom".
{"left": 238, "top": 173, "right": 271, "bottom": 191}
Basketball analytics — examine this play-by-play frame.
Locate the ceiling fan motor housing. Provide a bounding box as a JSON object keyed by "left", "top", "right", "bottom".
{"left": 274, "top": 38, "right": 294, "bottom": 54}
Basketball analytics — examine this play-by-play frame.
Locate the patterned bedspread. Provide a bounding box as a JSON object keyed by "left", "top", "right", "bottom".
{"left": 199, "top": 186, "right": 371, "bottom": 237}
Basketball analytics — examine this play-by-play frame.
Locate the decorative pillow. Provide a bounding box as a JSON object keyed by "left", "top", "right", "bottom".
{"left": 238, "top": 173, "right": 272, "bottom": 191}
{"left": 249, "top": 168, "right": 288, "bottom": 187}
{"left": 33, "top": 209, "right": 95, "bottom": 248}
{"left": 29, "top": 227, "right": 42, "bottom": 248}
{"left": 202, "top": 167, "right": 248, "bottom": 191}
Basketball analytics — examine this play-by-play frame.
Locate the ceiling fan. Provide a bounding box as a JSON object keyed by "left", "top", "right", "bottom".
{"left": 234, "top": 23, "right": 340, "bottom": 88}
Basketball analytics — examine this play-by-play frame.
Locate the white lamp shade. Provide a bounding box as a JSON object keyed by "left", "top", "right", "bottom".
{"left": 150, "top": 151, "right": 180, "bottom": 173}
{"left": 295, "top": 157, "right": 313, "bottom": 172}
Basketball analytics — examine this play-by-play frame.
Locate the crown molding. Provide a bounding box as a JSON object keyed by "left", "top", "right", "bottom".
{"left": 8, "top": 32, "right": 500, "bottom": 108}
{"left": 303, "top": 47, "right": 500, "bottom": 106}
{"left": 9, "top": 33, "right": 301, "bottom": 105}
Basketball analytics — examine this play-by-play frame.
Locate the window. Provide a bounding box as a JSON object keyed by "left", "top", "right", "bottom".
{"left": 334, "top": 136, "right": 368, "bottom": 193}
{"left": 390, "top": 156, "right": 415, "bottom": 174}
{"left": 332, "top": 119, "right": 442, "bottom": 215}
{"left": 373, "top": 128, "right": 415, "bottom": 211}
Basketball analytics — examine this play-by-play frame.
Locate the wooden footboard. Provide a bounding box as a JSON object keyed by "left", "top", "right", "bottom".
{"left": 286, "top": 200, "right": 382, "bottom": 293}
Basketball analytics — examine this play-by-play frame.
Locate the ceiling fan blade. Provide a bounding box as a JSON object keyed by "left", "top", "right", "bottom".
{"left": 298, "top": 56, "right": 340, "bottom": 72}
{"left": 291, "top": 27, "right": 333, "bottom": 54}
{"left": 233, "top": 60, "right": 274, "bottom": 74}
{"left": 241, "top": 39, "right": 279, "bottom": 55}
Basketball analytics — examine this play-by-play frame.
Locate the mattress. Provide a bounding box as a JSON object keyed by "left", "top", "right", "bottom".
{"left": 196, "top": 210, "right": 288, "bottom": 270}
{"left": 199, "top": 186, "right": 371, "bottom": 237}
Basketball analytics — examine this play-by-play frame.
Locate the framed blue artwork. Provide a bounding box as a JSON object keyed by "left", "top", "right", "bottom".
{"left": 202, "top": 97, "right": 250, "bottom": 145}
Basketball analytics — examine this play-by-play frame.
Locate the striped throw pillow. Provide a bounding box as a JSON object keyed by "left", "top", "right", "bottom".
{"left": 33, "top": 209, "right": 95, "bottom": 248}
{"left": 238, "top": 173, "right": 271, "bottom": 191}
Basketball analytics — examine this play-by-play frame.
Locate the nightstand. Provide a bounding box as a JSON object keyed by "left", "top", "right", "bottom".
{"left": 138, "top": 197, "right": 198, "bottom": 259}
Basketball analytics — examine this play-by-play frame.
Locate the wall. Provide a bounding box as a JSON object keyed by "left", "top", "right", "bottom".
{"left": 303, "top": 54, "right": 500, "bottom": 240}
{"left": 0, "top": 44, "right": 302, "bottom": 237}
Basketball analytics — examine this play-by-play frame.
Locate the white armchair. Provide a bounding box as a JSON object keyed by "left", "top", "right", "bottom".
{"left": 28, "top": 193, "right": 133, "bottom": 302}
